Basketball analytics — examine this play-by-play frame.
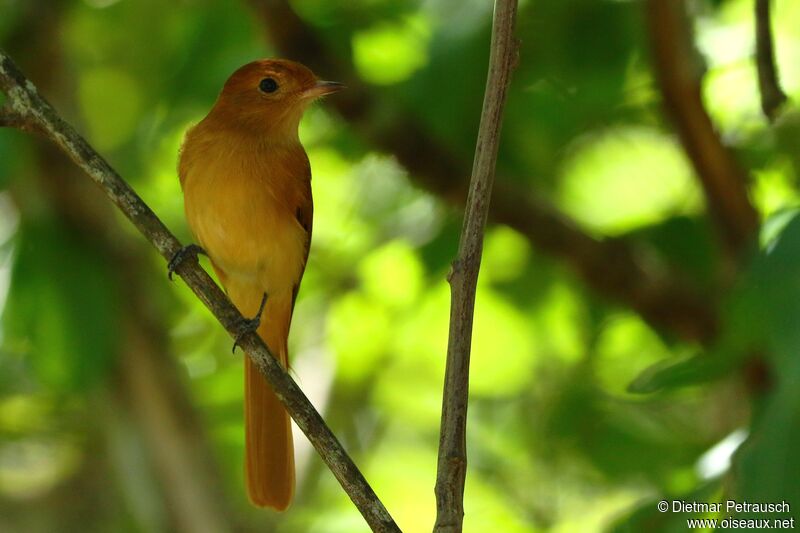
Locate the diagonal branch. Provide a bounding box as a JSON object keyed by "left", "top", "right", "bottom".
{"left": 248, "top": 0, "right": 718, "bottom": 344}
{"left": 0, "top": 49, "right": 400, "bottom": 533}
{"left": 0, "top": 105, "right": 44, "bottom": 134}
{"left": 755, "top": 0, "right": 788, "bottom": 122}
{"left": 434, "top": 2, "right": 518, "bottom": 532}
{"left": 646, "top": 0, "right": 759, "bottom": 256}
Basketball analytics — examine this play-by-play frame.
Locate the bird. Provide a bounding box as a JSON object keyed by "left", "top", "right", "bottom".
{"left": 175, "top": 59, "right": 343, "bottom": 510}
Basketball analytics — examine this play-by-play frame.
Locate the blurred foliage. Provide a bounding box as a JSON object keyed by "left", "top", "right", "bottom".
{"left": 4, "top": 219, "right": 120, "bottom": 392}
{"left": 0, "top": 0, "right": 799, "bottom": 532}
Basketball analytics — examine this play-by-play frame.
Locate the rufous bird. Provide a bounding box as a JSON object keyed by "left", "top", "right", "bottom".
{"left": 175, "top": 59, "right": 343, "bottom": 509}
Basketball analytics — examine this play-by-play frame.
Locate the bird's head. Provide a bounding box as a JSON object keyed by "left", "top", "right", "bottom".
{"left": 210, "top": 59, "right": 343, "bottom": 140}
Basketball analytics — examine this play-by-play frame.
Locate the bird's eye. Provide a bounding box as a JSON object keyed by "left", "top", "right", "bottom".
{"left": 258, "top": 77, "right": 278, "bottom": 93}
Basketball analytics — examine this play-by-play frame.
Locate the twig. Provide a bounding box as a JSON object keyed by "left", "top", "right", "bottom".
{"left": 755, "top": 0, "right": 787, "bottom": 122}
{"left": 433, "top": 2, "right": 518, "bottom": 532}
{"left": 249, "top": 0, "right": 719, "bottom": 344}
{"left": 646, "top": 0, "right": 759, "bottom": 256}
{"left": 0, "top": 49, "right": 400, "bottom": 533}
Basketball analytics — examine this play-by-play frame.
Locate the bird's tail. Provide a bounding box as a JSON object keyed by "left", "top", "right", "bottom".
{"left": 243, "top": 292, "right": 294, "bottom": 510}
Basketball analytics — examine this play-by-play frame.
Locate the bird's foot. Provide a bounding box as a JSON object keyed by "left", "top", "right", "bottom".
{"left": 232, "top": 292, "right": 269, "bottom": 353}
{"left": 167, "top": 244, "right": 207, "bottom": 280}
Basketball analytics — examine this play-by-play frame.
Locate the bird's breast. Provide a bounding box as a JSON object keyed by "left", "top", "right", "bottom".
{"left": 180, "top": 138, "right": 310, "bottom": 293}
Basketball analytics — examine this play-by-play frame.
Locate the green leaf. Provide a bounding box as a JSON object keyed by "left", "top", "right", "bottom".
{"left": 595, "top": 313, "right": 674, "bottom": 394}
{"left": 727, "top": 213, "right": 800, "bottom": 516}
{"left": 733, "top": 387, "right": 800, "bottom": 520}
{"left": 627, "top": 354, "right": 730, "bottom": 394}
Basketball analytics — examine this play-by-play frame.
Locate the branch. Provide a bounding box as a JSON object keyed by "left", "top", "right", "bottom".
{"left": 434, "top": 2, "right": 518, "bottom": 532}
{"left": 0, "top": 105, "right": 44, "bottom": 134}
{"left": 0, "top": 50, "right": 400, "bottom": 533}
{"left": 248, "top": 0, "right": 719, "bottom": 344}
{"left": 755, "top": 0, "right": 788, "bottom": 122}
{"left": 646, "top": 0, "right": 759, "bottom": 255}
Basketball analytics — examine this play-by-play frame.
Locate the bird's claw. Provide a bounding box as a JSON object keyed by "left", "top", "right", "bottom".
{"left": 232, "top": 292, "right": 269, "bottom": 353}
{"left": 168, "top": 244, "right": 207, "bottom": 280}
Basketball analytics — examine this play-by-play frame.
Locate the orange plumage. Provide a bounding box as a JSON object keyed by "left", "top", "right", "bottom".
{"left": 178, "top": 60, "right": 342, "bottom": 509}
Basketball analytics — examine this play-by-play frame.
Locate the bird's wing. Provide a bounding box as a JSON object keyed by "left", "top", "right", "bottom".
{"left": 291, "top": 167, "right": 313, "bottom": 314}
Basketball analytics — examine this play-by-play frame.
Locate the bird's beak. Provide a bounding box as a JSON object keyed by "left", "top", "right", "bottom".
{"left": 302, "top": 80, "right": 345, "bottom": 99}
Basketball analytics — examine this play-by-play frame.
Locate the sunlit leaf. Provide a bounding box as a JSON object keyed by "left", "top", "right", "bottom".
{"left": 534, "top": 281, "right": 586, "bottom": 363}
{"left": 558, "top": 127, "right": 701, "bottom": 234}
{"left": 471, "top": 289, "right": 536, "bottom": 397}
{"left": 359, "top": 240, "right": 423, "bottom": 308}
{"left": 481, "top": 226, "right": 530, "bottom": 283}
{"left": 328, "top": 292, "right": 391, "bottom": 384}
{"left": 352, "top": 15, "right": 432, "bottom": 85}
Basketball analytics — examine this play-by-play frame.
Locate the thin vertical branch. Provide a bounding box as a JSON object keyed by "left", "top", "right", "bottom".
{"left": 433, "top": 2, "right": 518, "bottom": 532}
{"left": 755, "top": 0, "right": 787, "bottom": 122}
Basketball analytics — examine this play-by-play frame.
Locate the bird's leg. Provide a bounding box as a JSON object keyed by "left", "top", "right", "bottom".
{"left": 232, "top": 292, "right": 269, "bottom": 353}
{"left": 167, "top": 243, "right": 207, "bottom": 280}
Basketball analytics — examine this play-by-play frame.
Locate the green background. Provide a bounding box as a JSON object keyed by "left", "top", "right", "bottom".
{"left": 1, "top": 0, "right": 799, "bottom": 531}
